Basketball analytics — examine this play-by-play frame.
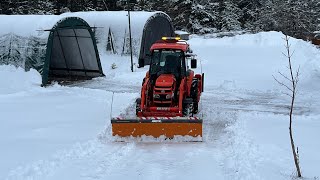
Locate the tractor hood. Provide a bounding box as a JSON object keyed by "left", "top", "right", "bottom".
{"left": 155, "top": 74, "right": 176, "bottom": 87}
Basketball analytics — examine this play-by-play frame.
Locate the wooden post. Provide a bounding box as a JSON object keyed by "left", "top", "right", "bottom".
{"left": 127, "top": 0, "right": 134, "bottom": 72}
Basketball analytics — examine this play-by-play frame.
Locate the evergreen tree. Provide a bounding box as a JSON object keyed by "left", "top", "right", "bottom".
{"left": 220, "top": 0, "right": 242, "bottom": 31}
{"left": 0, "top": 34, "right": 25, "bottom": 68}
{"left": 0, "top": 0, "right": 319, "bottom": 38}
{"left": 25, "top": 37, "right": 47, "bottom": 72}
{"left": 237, "top": 0, "right": 261, "bottom": 31}
{"left": 189, "top": 1, "right": 218, "bottom": 33}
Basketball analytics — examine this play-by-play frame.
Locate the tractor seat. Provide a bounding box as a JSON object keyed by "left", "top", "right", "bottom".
{"left": 165, "top": 55, "right": 180, "bottom": 77}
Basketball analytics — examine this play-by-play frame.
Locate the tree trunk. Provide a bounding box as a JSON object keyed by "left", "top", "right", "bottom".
{"left": 286, "top": 35, "right": 302, "bottom": 178}
{"left": 289, "top": 93, "right": 301, "bottom": 177}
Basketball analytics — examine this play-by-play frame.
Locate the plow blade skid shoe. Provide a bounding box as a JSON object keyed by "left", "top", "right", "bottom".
{"left": 111, "top": 117, "right": 202, "bottom": 139}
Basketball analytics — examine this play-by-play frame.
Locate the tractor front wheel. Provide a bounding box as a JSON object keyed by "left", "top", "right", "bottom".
{"left": 193, "top": 102, "right": 198, "bottom": 114}
{"left": 183, "top": 98, "right": 193, "bottom": 117}
{"left": 136, "top": 98, "right": 141, "bottom": 116}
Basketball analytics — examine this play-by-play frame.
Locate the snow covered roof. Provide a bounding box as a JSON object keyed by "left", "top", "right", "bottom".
{"left": 61, "top": 11, "right": 173, "bottom": 59}
{"left": 174, "top": 30, "right": 190, "bottom": 40}
{"left": 0, "top": 11, "right": 172, "bottom": 47}
{"left": 62, "top": 11, "right": 157, "bottom": 37}
{"left": 0, "top": 11, "right": 174, "bottom": 75}
{"left": 0, "top": 15, "right": 76, "bottom": 38}
{"left": 175, "top": 30, "right": 189, "bottom": 35}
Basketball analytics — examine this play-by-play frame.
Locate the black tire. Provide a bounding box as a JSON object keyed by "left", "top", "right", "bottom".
{"left": 191, "top": 79, "right": 198, "bottom": 99}
{"left": 182, "top": 98, "right": 193, "bottom": 116}
{"left": 190, "top": 79, "right": 199, "bottom": 114}
{"left": 193, "top": 102, "right": 198, "bottom": 114}
{"left": 202, "top": 73, "right": 204, "bottom": 92}
{"left": 136, "top": 98, "right": 141, "bottom": 115}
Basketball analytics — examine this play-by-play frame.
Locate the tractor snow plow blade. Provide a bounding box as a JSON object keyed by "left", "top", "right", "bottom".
{"left": 111, "top": 117, "right": 202, "bottom": 140}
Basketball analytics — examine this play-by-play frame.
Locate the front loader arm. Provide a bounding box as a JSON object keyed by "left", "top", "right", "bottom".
{"left": 178, "top": 78, "right": 186, "bottom": 113}
{"left": 140, "top": 77, "right": 150, "bottom": 111}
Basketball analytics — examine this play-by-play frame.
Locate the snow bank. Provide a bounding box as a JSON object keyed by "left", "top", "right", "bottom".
{"left": 229, "top": 112, "right": 320, "bottom": 178}
{"left": 0, "top": 66, "right": 114, "bottom": 179}
{"left": 0, "top": 65, "right": 41, "bottom": 94}
{"left": 189, "top": 31, "right": 320, "bottom": 92}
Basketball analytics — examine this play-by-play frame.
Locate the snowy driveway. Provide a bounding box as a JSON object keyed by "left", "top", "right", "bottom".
{"left": 1, "top": 32, "right": 320, "bottom": 179}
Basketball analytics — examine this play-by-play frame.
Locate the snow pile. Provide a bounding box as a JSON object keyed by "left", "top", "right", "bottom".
{"left": 231, "top": 112, "right": 320, "bottom": 179}
{"left": 189, "top": 31, "right": 320, "bottom": 179}
{"left": 0, "top": 67, "right": 114, "bottom": 179}
{"left": 100, "top": 54, "right": 147, "bottom": 84}
{"left": 297, "top": 42, "right": 320, "bottom": 92}
{"left": 190, "top": 31, "right": 320, "bottom": 92}
{"left": 0, "top": 65, "right": 41, "bottom": 94}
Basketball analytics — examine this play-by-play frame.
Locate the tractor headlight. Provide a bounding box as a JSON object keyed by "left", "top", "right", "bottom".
{"left": 153, "top": 94, "right": 160, "bottom": 99}
{"left": 166, "top": 93, "right": 174, "bottom": 99}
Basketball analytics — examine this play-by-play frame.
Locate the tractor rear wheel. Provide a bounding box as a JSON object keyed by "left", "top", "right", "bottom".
{"left": 191, "top": 79, "right": 199, "bottom": 114}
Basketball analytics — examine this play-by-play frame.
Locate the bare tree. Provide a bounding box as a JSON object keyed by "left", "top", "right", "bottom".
{"left": 273, "top": 35, "right": 302, "bottom": 178}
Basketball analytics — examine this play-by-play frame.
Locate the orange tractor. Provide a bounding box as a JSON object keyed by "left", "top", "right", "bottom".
{"left": 111, "top": 37, "right": 204, "bottom": 140}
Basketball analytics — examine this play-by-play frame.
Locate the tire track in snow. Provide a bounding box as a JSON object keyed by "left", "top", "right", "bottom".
{"left": 101, "top": 142, "right": 211, "bottom": 180}
{"left": 201, "top": 90, "right": 265, "bottom": 180}
{"left": 203, "top": 88, "right": 311, "bottom": 116}
{"left": 221, "top": 117, "right": 265, "bottom": 180}
{"left": 69, "top": 78, "right": 141, "bottom": 93}
{"left": 76, "top": 142, "right": 136, "bottom": 179}
{"left": 64, "top": 81, "right": 241, "bottom": 179}
{"left": 3, "top": 79, "right": 139, "bottom": 180}
{"left": 56, "top": 78, "right": 296, "bottom": 179}
{"left": 5, "top": 140, "right": 103, "bottom": 180}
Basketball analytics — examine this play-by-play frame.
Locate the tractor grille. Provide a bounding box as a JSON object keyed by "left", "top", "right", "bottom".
{"left": 154, "top": 86, "right": 172, "bottom": 93}
{"left": 154, "top": 86, "right": 172, "bottom": 103}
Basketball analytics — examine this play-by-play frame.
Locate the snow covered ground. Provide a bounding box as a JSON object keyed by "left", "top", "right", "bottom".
{"left": 0, "top": 31, "right": 319, "bottom": 180}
